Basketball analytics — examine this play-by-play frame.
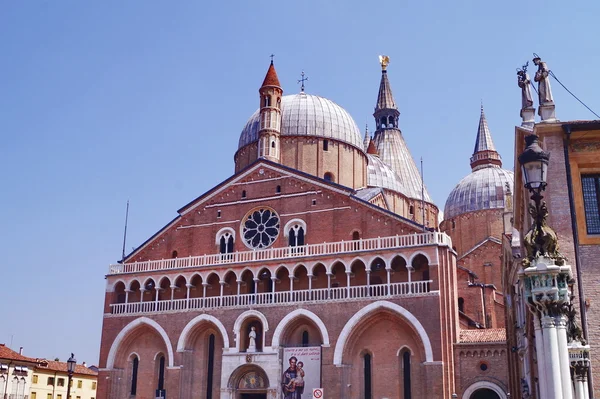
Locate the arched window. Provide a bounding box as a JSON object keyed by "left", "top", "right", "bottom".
{"left": 409, "top": 205, "right": 415, "bottom": 215}
{"left": 130, "top": 356, "right": 139, "bottom": 396}
{"left": 264, "top": 96, "right": 271, "bottom": 107}
{"left": 451, "top": 220, "right": 456, "bottom": 229}
{"left": 242, "top": 190, "right": 247, "bottom": 199}
{"left": 217, "top": 229, "right": 235, "bottom": 255}
{"left": 352, "top": 231, "right": 360, "bottom": 240}
{"left": 271, "top": 140, "right": 275, "bottom": 148}
{"left": 458, "top": 297, "right": 465, "bottom": 313}
{"left": 171, "top": 250, "right": 178, "bottom": 258}
{"left": 324, "top": 172, "right": 334, "bottom": 182}
{"left": 363, "top": 353, "right": 372, "bottom": 399}
{"left": 302, "top": 330, "right": 309, "bottom": 347}
{"left": 285, "top": 220, "right": 307, "bottom": 251}
{"left": 157, "top": 355, "right": 165, "bottom": 391}
{"left": 402, "top": 350, "right": 412, "bottom": 399}
{"left": 207, "top": 334, "right": 216, "bottom": 399}
{"left": 323, "top": 139, "right": 329, "bottom": 151}
{"left": 276, "top": 185, "right": 281, "bottom": 193}
{"left": 10, "top": 377, "right": 18, "bottom": 397}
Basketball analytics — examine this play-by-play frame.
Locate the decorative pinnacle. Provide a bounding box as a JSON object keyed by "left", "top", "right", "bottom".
{"left": 297, "top": 71, "right": 308, "bottom": 92}
{"left": 379, "top": 55, "right": 390, "bottom": 71}
{"left": 270, "top": 54, "right": 275, "bottom": 64}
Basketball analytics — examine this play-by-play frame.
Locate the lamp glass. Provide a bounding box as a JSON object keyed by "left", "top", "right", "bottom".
{"left": 67, "top": 354, "right": 76, "bottom": 373}
{"left": 521, "top": 160, "right": 547, "bottom": 190}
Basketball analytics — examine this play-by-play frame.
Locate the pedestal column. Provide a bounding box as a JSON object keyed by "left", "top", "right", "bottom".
{"left": 541, "top": 315, "right": 562, "bottom": 397}
{"left": 533, "top": 314, "right": 548, "bottom": 399}
{"left": 555, "top": 315, "right": 572, "bottom": 399}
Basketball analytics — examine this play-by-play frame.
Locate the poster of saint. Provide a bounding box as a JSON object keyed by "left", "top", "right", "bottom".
{"left": 281, "top": 346, "right": 321, "bottom": 399}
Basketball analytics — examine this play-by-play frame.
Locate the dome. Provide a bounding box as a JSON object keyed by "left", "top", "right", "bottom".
{"left": 238, "top": 93, "right": 363, "bottom": 150}
{"left": 444, "top": 165, "right": 514, "bottom": 220}
{"left": 366, "top": 154, "right": 406, "bottom": 194}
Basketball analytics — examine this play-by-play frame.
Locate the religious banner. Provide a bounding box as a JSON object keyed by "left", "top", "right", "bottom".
{"left": 281, "top": 346, "right": 321, "bottom": 399}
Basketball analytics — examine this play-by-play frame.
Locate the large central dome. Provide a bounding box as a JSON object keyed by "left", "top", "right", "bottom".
{"left": 239, "top": 93, "right": 363, "bottom": 150}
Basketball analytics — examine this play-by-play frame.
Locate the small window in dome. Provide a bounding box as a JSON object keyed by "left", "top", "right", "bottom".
{"left": 409, "top": 205, "right": 415, "bottom": 215}
{"left": 323, "top": 140, "right": 329, "bottom": 151}
{"left": 324, "top": 172, "right": 334, "bottom": 182}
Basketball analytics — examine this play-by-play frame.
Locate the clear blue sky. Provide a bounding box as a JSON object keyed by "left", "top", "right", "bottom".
{"left": 1, "top": 1, "right": 598, "bottom": 365}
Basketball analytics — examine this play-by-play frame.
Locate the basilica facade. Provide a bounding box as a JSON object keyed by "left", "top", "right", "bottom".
{"left": 97, "top": 59, "right": 513, "bottom": 399}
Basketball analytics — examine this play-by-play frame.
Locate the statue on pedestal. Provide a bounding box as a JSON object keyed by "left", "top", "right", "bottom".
{"left": 533, "top": 54, "right": 554, "bottom": 105}
{"left": 247, "top": 326, "right": 257, "bottom": 352}
{"left": 517, "top": 63, "right": 534, "bottom": 110}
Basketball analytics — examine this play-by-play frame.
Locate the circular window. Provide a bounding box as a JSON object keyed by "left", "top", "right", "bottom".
{"left": 479, "top": 362, "right": 488, "bottom": 371}
{"left": 242, "top": 208, "right": 280, "bottom": 249}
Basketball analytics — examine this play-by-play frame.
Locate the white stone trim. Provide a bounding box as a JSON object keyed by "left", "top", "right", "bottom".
{"left": 232, "top": 310, "right": 270, "bottom": 352}
{"left": 408, "top": 251, "right": 432, "bottom": 266}
{"left": 177, "top": 314, "right": 230, "bottom": 352}
{"left": 283, "top": 218, "right": 307, "bottom": 237}
{"left": 215, "top": 227, "right": 236, "bottom": 245}
{"left": 106, "top": 317, "right": 174, "bottom": 369}
{"left": 177, "top": 219, "right": 240, "bottom": 230}
{"left": 462, "top": 380, "right": 507, "bottom": 399}
{"left": 280, "top": 206, "right": 351, "bottom": 218}
{"left": 333, "top": 300, "right": 433, "bottom": 365}
{"left": 271, "top": 309, "right": 330, "bottom": 348}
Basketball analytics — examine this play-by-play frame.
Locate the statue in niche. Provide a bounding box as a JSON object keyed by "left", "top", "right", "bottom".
{"left": 533, "top": 54, "right": 554, "bottom": 105}
{"left": 247, "top": 326, "right": 257, "bottom": 352}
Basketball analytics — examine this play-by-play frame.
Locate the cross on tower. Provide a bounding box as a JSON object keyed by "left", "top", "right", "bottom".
{"left": 297, "top": 71, "right": 308, "bottom": 92}
{"left": 270, "top": 54, "right": 275, "bottom": 64}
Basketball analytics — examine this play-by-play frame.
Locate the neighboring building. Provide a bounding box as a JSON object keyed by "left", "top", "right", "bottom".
{"left": 504, "top": 58, "right": 597, "bottom": 398}
{"left": 97, "top": 59, "right": 510, "bottom": 398}
{"left": 0, "top": 344, "right": 38, "bottom": 399}
{"left": 30, "top": 360, "right": 98, "bottom": 399}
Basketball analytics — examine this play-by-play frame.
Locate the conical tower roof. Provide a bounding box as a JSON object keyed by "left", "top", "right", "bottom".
{"left": 375, "top": 68, "right": 397, "bottom": 111}
{"left": 261, "top": 61, "right": 281, "bottom": 88}
{"left": 363, "top": 125, "right": 371, "bottom": 151}
{"left": 470, "top": 105, "right": 502, "bottom": 170}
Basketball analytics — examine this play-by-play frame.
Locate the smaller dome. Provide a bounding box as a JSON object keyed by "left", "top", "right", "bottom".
{"left": 239, "top": 93, "right": 364, "bottom": 150}
{"left": 367, "top": 154, "right": 406, "bottom": 194}
{"left": 444, "top": 166, "right": 514, "bottom": 220}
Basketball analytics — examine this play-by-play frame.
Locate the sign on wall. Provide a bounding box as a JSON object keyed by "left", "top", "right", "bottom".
{"left": 281, "top": 346, "right": 322, "bottom": 399}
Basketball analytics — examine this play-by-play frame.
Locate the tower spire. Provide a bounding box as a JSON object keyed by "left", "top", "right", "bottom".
{"left": 258, "top": 59, "right": 283, "bottom": 162}
{"left": 371, "top": 56, "right": 432, "bottom": 204}
{"left": 470, "top": 104, "right": 502, "bottom": 171}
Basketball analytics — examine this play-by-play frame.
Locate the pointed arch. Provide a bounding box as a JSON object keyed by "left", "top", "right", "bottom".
{"left": 462, "top": 381, "right": 507, "bottom": 399}
{"left": 271, "top": 308, "right": 330, "bottom": 348}
{"left": 333, "top": 300, "right": 433, "bottom": 365}
{"left": 177, "top": 314, "right": 230, "bottom": 351}
{"left": 106, "top": 317, "right": 174, "bottom": 369}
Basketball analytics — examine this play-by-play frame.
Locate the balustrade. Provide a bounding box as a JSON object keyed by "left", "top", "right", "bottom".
{"left": 109, "top": 280, "right": 435, "bottom": 315}
{"left": 109, "top": 232, "right": 451, "bottom": 275}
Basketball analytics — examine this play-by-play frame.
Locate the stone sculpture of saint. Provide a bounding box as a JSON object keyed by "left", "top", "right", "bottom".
{"left": 533, "top": 55, "right": 554, "bottom": 105}
{"left": 517, "top": 69, "right": 534, "bottom": 110}
{"left": 248, "top": 326, "right": 257, "bottom": 352}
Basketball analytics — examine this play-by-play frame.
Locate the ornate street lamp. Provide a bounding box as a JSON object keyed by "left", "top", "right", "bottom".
{"left": 517, "top": 134, "right": 562, "bottom": 266}
{"left": 66, "top": 353, "right": 76, "bottom": 399}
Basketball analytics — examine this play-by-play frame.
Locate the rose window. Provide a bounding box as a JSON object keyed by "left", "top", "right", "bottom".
{"left": 242, "top": 208, "right": 280, "bottom": 249}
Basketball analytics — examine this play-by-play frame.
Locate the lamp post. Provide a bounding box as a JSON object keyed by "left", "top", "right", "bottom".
{"left": 66, "top": 353, "right": 76, "bottom": 399}
{"left": 517, "top": 134, "right": 575, "bottom": 399}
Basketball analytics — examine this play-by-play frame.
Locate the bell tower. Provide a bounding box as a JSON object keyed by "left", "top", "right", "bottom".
{"left": 258, "top": 59, "right": 283, "bottom": 162}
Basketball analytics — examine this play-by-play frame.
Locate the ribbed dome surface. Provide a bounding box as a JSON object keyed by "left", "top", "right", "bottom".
{"left": 444, "top": 166, "right": 514, "bottom": 220}
{"left": 238, "top": 93, "right": 363, "bottom": 149}
{"left": 366, "top": 154, "right": 406, "bottom": 194}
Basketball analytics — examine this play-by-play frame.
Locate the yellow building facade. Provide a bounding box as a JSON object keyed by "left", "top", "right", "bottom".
{"left": 29, "top": 360, "right": 97, "bottom": 399}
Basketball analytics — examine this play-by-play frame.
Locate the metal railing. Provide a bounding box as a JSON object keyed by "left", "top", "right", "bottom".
{"left": 109, "top": 232, "right": 451, "bottom": 275}
{"left": 109, "top": 280, "right": 434, "bottom": 315}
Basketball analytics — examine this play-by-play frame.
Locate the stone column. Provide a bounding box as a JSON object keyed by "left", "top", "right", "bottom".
{"left": 346, "top": 271, "right": 351, "bottom": 298}
{"left": 533, "top": 314, "right": 548, "bottom": 399}
{"left": 541, "top": 315, "right": 562, "bottom": 397}
{"left": 555, "top": 315, "right": 572, "bottom": 399}
{"left": 407, "top": 265, "right": 413, "bottom": 294}
{"left": 170, "top": 285, "right": 176, "bottom": 301}
{"left": 219, "top": 281, "right": 225, "bottom": 307}
{"left": 327, "top": 272, "right": 332, "bottom": 299}
{"left": 386, "top": 268, "right": 391, "bottom": 295}
{"left": 185, "top": 283, "right": 192, "bottom": 310}
{"left": 202, "top": 283, "right": 208, "bottom": 308}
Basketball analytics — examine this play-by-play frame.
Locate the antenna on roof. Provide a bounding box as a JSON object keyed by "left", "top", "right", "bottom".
{"left": 421, "top": 157, "right": 426, "bottom": 232}
{"left": 121, "top": 200, "right": 130, "bottom": 262}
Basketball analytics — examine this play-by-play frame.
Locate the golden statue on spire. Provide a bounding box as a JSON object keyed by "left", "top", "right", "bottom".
{"left": 379, "top": 55, "right": 390, "bottom": 71}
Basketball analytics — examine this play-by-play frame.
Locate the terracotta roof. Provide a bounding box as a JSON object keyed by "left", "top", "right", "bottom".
{"left": 367, "top": 139, "right": 378, "bottom": 155}
{"left": 261, "top": 61, "right": 281, "bottom": 88}
{"left": 35, "top": 360, "right": 98, "bottom": 376}
{"left": 459, "top": 328, "right": 506, "bottom": 343}
{"left": 0, "top": 344, "right": 38, "bottom": 364}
